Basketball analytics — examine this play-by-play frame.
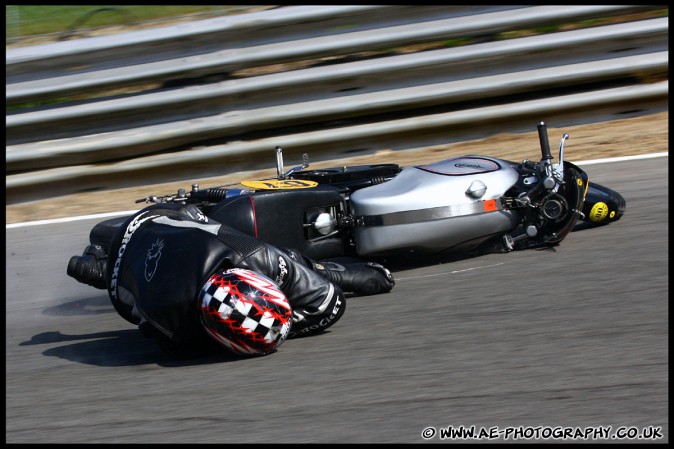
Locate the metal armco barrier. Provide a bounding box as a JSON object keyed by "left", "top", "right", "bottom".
{"left": 6, "top": 50, "right": 669, "bottom": 171}
{"left": 6, "top": 5, "right": 651, "bottom": 103}
{"left": 4, "top": 5, "right": 669, "bottom": 203}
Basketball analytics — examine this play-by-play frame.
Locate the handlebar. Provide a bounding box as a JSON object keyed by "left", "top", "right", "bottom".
{"left": 276, "top": 146, "right": 285, "bottom": 179}
{"left": 536, "top": 122, "right": 571, "bottom": 193}
{"left": 537, "top": 121, "right": 553, "bottom": 161}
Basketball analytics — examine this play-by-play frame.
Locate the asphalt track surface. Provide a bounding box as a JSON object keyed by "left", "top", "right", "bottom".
{"left": 5, "top": 156, "right": 668, "bottom": 444}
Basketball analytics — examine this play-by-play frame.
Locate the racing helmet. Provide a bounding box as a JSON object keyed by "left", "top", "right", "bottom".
{"left": 198, "top": 268, "right": 293, "bottom": 355}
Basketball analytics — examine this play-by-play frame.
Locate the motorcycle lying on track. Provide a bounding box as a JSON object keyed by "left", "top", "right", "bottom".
{"left": 87, "top": 122, "right": 626, "bottom": 264}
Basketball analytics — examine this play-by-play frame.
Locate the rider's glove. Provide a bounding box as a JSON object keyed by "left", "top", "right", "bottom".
{"left": 313, "top": 261, "right": 394, "bottom": 295}
{"left": 67, "top": 244, "right": 108, "bottom": 290}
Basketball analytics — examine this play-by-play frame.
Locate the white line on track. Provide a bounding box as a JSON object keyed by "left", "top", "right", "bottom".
{"left": 573, "top": 151, "right": 668, "bottom": 165}
{"left": 6, "top": 152, "right": 667, "bottom": 229}
{"left": 6, "top": 210, "right": 139, "bottom": 229}
{"left": 394, "top": 262, "right": 505, "bottom": 281}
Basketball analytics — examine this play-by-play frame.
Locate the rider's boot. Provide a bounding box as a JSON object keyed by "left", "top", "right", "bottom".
{"left": 312, "top": 260, "right": 395, "bottom": 295}
{"left": 67, "top": 244, "right": 108, "bottom": 290}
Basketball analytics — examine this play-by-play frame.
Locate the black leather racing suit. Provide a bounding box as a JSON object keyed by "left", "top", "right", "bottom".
{"left": 105, "top": 203, "right": 351, "bottom": 355}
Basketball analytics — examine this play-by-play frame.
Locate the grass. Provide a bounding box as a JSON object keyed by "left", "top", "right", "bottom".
{"left": 5, "top": 5, "right": 258, "bottom": 42}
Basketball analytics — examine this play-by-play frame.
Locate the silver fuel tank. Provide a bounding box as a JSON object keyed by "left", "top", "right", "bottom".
{"left": 350, "top": 155, "right": 520, "bottom": 256}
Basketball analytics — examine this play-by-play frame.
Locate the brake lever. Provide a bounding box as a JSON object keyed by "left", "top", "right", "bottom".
{"left": 135, "top": 188, "right": 188, "bottom": 204}
{"left": 554, "top": 133, "right": 569, "bottom": 181}
{"left": 541, "top": 133, "right": 569, "bottom": 193}
{"left": 276, "top": 146, "right": 310, "bottom": 179}
{"left": 284, "top": 153, "right": 310, "bottom": 178}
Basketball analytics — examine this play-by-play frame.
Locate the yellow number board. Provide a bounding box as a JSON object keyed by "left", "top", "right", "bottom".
{"left": 240, "top": 179, "right": 318, "bottom": 190}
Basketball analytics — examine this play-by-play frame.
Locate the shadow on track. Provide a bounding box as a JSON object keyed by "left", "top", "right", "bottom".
{"left": 19, "top": 330, "right": 246, "bottom": 367}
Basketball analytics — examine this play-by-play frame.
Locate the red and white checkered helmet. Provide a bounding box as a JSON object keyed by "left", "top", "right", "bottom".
{"left": 199, "top": 268, "right": 293, "bottom": 355}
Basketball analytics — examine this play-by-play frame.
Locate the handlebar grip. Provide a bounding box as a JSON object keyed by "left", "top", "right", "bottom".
{"left": 537, "top": 122, "right": 553, "bottom": 161}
